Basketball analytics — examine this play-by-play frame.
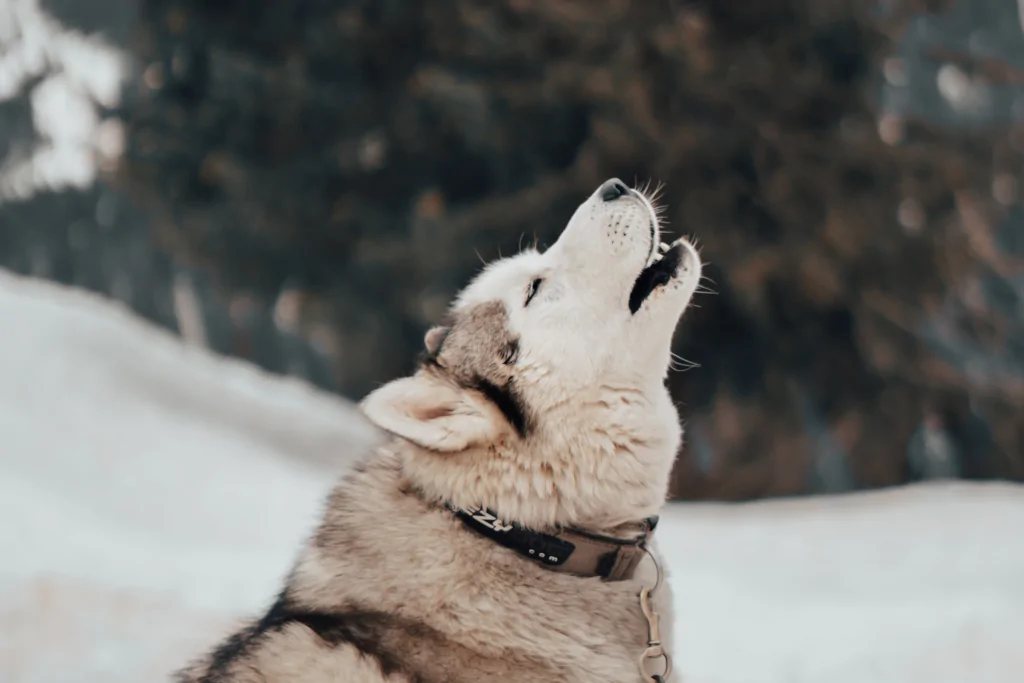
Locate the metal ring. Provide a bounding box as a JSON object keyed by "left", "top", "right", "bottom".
{"left": 640, "top": 649, "right": 671, "bottom": 682}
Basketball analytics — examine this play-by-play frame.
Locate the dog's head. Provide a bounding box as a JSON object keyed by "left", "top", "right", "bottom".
{"left": 362, "top": 179, "right": 702, "bottom": 527}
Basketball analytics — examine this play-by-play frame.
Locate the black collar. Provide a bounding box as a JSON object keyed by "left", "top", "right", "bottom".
{"left": 446, "top": 503, "right": 658, "bottom": 581}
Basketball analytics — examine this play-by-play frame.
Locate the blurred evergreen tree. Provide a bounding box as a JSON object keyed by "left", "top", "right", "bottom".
{"left": 115, "top": 0, "right": 1024, "bottom": 498}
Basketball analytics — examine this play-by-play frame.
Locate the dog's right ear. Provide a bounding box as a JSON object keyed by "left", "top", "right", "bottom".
{"left": 359, "top": 373, "right": 507, "bottom": 452}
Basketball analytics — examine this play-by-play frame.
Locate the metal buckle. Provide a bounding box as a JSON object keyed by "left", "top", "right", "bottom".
{"left": 638, "top": 585, "right": 672, "bottom": 682}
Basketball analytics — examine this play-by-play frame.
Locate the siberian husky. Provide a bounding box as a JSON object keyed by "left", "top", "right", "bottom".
{"left": 176, "top": 178, "right": 702, "bottom": 683}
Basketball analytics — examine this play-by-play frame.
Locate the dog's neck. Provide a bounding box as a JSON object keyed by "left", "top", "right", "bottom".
{"left": 393, "top": 390, "right": 682, "bottom": 534}
{"left": 391, "top": 448, "right": 662, "bottom": 581}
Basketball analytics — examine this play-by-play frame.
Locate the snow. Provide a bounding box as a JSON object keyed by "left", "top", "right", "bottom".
{"left": 0, "top": 269, "right": 382, "bottom": 682}
{"left": 0, "top": 0, "right": 128, "bottom": 199}
{"left": 663, "top": 484, "right": 1024, "bottom": 683}
{"left": 1, "top": 268, "right": 1023, "bottom": 683}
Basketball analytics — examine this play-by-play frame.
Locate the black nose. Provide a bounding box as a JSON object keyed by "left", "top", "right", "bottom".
{"left": 600, "top": 178, "right": 629, "bottom": 202}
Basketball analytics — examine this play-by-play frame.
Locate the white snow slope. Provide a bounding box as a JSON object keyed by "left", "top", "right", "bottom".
{"left": 1, "top": 269, "right": 1022, "bottom": 683}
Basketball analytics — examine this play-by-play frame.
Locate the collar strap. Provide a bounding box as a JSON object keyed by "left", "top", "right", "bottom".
{"left": 447, "top": 503, "right": 658, "bottom": 581}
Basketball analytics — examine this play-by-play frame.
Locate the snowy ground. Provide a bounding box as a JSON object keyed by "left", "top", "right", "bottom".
{"left": 665, "top": 486, "right": 1024, "bottom": 683}
{"left": 1, "top": 269, "right": 1022, "bottom": 683}
{"left": 0, "top": 269, "right": 382, "bottom": 682}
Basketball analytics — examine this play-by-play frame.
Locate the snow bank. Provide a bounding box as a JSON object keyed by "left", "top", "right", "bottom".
{"left": 0, "top": 269, "right": 381, "bottom": 682}
{"left": 663, "top": 483, "right": 1024, "bottom": 683}
{"left": 1, "top": 269, "right": 1022, "bottom": 683}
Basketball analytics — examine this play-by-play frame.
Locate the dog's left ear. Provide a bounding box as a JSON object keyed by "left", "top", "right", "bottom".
{"left": 360, "top": 373, "right": 508, "bottom": 452}
{"left": 423, "top": 325, "right": 450, "bottom": 356}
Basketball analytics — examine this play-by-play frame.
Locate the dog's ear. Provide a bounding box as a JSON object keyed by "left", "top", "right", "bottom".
{"left": 423, "top": 325, "right": 450, "bottom": 356}
{"left": 360, "top": 373, "right": 507, "bottom": 452}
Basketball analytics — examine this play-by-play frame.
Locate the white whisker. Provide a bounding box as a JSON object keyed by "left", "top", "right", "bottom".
{"left": 669, "top": 351, "right": 701, "bottom": 372}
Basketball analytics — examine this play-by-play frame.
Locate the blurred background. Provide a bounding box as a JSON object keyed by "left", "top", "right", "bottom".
{"left": 4, "top": 0, "right": 1024, "bottom": 497}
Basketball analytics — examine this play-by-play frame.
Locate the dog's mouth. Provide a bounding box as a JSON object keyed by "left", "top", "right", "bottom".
{"left": 616, "top": 185, "right": 689, "bottom": 314}
{"left": 628, "top": 240, "right": 686, "bottom": 314}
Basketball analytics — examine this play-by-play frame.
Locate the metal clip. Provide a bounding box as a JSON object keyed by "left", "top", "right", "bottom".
{"left": 638, "top": 585, "right": 671, "bottom": 682}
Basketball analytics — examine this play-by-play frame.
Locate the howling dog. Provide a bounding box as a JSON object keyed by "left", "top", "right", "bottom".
{"left": 177, "top": 178, "right": 702, "bottom": 683}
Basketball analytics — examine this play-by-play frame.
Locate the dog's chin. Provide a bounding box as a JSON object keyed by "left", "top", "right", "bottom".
{"left": 628, "top": 238, "right": 697, "bottom": 315}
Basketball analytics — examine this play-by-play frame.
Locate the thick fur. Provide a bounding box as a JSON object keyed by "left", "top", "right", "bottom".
{"left": 177, "top": 179, "right": 702, "bottom": 683}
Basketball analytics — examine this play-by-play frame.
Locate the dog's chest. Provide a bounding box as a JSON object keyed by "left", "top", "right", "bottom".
{"left": 448, "top": 575, "right": 662, "bottom": 683}
{"left": 307, "top": 465, "right": 673, "bottom": 682}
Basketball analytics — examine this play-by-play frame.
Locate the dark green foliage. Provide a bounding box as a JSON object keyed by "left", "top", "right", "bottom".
{"left": 117, "top": 0, "right": 1024, "bottom": 498}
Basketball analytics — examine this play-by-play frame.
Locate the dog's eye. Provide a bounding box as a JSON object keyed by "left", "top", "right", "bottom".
{"left": 524, "top": 278, "right": 543, "bottom": 307}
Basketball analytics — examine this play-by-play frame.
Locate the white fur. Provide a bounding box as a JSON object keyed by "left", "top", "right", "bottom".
{"left": 363, "top": 180, "right": 702, "bottom": 530}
